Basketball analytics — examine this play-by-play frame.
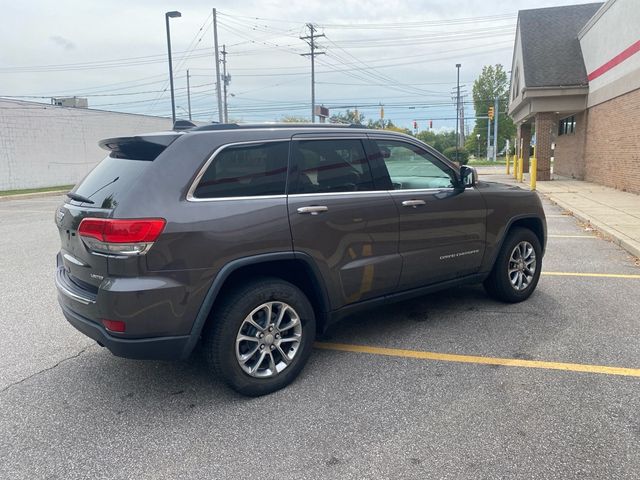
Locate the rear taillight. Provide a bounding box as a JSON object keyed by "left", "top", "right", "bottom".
{"left": 78, "top": 218, "right": 166, "bottom": 256}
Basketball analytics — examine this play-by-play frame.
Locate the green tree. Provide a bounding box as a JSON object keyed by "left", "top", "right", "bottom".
{"left": 466, "top": 64, "right": 516, "bottom": 158}
{"left": 329, "top": 109, "right": 365, "bottom": 125}
{"left": 416, "top": 129, "right": 457, "bottom": 154}
{"left": 279, "top": 115, "right": 310, "bottom": 123}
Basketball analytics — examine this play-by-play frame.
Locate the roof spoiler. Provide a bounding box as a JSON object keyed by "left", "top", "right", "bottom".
{"left": 173, "top": 119, "right": 197, "bottom": 131}
{"left": 98, "top": 134, "right": 179, "bottom": 160}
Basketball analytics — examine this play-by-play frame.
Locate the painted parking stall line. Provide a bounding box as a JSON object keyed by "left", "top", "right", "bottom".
{"left": 548, "top": 234, "right": 598, "bottom": 239}
{"left": 315, "top": 342, "right": 640, "bottom": 378}
{"left": 542, "top": 271, "right": 640, "bottom": 279}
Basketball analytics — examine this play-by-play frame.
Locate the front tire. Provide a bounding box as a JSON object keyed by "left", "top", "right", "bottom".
{"left": 203, "top": 277, "right": 316, "bottom": 396}
{"left": 484, "top": 227, "right": 542, "bottom": 303}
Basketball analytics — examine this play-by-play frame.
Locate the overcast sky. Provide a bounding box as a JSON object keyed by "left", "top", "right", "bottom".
{"left": 0, "top": 0, "right": 595, "bottom": 130}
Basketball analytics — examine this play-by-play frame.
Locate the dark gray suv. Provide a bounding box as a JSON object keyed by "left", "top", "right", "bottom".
{"left": 55, "top": 123, "right": 546, "bottom": 396}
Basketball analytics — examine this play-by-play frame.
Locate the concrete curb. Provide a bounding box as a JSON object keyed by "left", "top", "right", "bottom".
{"left": 0, "top": 189, "right": 68, "bottom": 202}
{"left": 542, "top": 193, "right": 640, "bottom": 260}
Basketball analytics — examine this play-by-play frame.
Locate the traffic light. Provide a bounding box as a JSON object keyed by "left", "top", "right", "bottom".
{"left": 413, "top": 121, "right": 418, "bottom": 130}
{"left": 429, "top": 120, "right": 433, "bottom": 129}
{"left": 488, "top": 107, "right": 494, "bottom": 120}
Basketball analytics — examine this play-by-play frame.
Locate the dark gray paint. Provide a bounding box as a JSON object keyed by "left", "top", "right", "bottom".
{"left": 55, "top": 125, "right": 546, "bottom": 359}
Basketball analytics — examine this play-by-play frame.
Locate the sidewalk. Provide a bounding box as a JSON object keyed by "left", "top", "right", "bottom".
{"left": 476, "top": 166, "right": 640, "bottom": 259}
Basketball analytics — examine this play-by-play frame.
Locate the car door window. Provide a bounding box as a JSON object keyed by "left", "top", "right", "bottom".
{"left": 290, "top": 139, "right": 374, "bottom": 194}
{"left": 193, "top": 141, "right": 289, "bottom": 198}
{"left": 374, "top": 140, "right": 456, "bottom": 190}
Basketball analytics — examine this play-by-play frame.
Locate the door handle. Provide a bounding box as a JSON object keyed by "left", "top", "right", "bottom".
{"left": 401, "top": 199, "right": 426, "bottom": 208}
{"left": 297, "top": 206, "right": 329, "bottom": 215}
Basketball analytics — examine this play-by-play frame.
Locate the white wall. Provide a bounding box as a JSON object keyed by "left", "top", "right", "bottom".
{"left": 0, "top": 99, "right": 173, "bottom": 190}
{"left": 579, "top": 0, "right": 640, "bottom": 107}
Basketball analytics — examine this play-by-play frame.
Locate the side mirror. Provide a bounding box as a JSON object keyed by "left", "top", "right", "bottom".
{"left": 459, "top": 166, "right": 478, "bottom": 188}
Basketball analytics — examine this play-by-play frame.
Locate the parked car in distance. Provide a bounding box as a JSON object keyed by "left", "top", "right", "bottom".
{"left": 55, "top": 123, "right": 546, "bottom": 396}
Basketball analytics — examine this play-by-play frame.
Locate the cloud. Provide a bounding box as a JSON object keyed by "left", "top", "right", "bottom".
{"left": 50, "top": 35, "right": 75, "bottom": 50}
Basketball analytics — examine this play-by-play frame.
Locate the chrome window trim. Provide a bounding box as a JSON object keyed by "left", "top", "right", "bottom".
{"left": 388, "top": 187, "right": 455, "bottom": 194}
{"left": 186, "top": 139, "right": 289, "bottom": 203}
{"left": 288, "top": 190, "right": 387, "bottom": 198}
{"left": 186, "top": 135, "right": 464, "bottom": 203}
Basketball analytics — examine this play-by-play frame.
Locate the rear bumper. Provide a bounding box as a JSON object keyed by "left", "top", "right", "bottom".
{"left": 59, "top": 302, "right": 190, "bottom": 360}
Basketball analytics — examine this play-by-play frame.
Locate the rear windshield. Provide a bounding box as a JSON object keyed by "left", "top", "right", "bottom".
{"left": 69, "top": 155, "right": 150, "bottom": 209}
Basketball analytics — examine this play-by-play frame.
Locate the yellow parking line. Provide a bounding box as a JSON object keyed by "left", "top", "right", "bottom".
{"left": 548, "top": 234, "right": 597, "bottom": 238}
{"left": 543, "top": 271, "right": 640, "bottom": 279}
{"left": 315, "top": 342, "right": 640, "bottom": 378}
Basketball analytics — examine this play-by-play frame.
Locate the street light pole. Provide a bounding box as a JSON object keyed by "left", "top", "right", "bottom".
{"left": 165, "top": 11, "right": 181, "bottom": 125}
{"left": 455, "top": 63, "right": 461, "bottom": 162}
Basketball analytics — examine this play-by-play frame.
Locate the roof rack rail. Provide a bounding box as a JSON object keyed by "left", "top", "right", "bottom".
{"left": 189, "top": 122, "right": 370, "bottom": 132}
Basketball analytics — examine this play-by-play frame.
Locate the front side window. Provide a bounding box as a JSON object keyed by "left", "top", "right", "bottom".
{"left": 374, "top": 140, "right": 456, "bottom": 190}
{"left": 290, "top": 139, "right": 374, "bottom": 194}
{"left": 193, "top": 141, "right": 289, "bottom": 199}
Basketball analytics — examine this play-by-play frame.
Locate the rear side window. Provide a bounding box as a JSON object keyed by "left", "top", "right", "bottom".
{"left": 290, "top": 139, "right": 374, "bottom": 194}
{"left": 70, "top": 155, "right": 150, "bottom": 209}
{"left": 193, "top": 141, "right": 289, "bottom": 199}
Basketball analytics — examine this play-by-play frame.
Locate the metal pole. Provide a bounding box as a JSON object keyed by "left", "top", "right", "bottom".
{"left": 310, "top": 25, "right": 315, "bottom": 123}
{"left": 212, "top": 9, "right": 223, "bottom": 123}
{"left": 455, "top": 63, "right": 461, "bottom": 160}
{"left": 165, "top": 14, "right": 176, "bottom": 125}
{"left": 222, "top": 45, "right": 228, "bottom": 123}
{"left": 186, "top": 69, "right": 192, "bottom": 121}
{"left": 487, "top": 116, "right": 491, "bottom": 160}
{"left": 300, "top": 24, "right": 324, "bottom": 124}
{"left": 493, "top": 96, "right": 499, "bottom": 162}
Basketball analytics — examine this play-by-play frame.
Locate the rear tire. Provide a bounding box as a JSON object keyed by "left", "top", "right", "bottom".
{"left": 483, "top": 227, "right": 542, "bottom": 303}
{"left": 203, "top": 277, "right": 316, "bottom": 396}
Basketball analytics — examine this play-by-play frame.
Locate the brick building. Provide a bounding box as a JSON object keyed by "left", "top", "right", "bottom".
{"left": 508, "top": 0, "right": 640, "bottom": 194}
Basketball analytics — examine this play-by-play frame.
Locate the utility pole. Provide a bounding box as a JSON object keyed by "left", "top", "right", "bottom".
{"left": 487, "top": 115, "right": 491, "bottom": 160}
{"left": 455, "top": 63, "right": 461, "bottom": 160}
{"left": 212, "top": 8, "right": 223, "bottom": 123}
{"left": 493, "top": 96, "right": 499, "bottom": 162}
{"left": 300, "top": 23, "right": 325, "bottom": 123}
{"left": 186, "top": 69, "right": 192, "bottom": 121}
{"left": 459, "top": 98, "right": 466, "bottom": 147}
{"left": 221, "top": 45, "right": 229, "bottom": 123}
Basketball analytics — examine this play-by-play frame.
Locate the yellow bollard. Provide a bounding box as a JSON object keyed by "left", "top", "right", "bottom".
{"left": 506, "top": 154, "right": 510, "bottom": 175}
{"left": 530, "top": 156, "right": 537, "bottom": 191}
{"left": 517, "top": 156, "right": 524, "bottom": 182}
{"left": 512, "top": 154, "right": 517, "bottom": 178}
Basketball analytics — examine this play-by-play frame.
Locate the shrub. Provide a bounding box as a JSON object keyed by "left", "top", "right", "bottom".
{"left": 443, "top": 146, "right": 469, "bottom": 165}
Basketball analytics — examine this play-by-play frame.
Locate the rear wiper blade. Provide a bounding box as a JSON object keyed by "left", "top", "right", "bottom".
{"left": 66, "top": 192, "right": 95, "bottom": 204}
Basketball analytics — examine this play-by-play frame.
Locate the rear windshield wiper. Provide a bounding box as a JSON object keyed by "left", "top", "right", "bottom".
{"left": 66, "top": 192, "right": 95, "bottom": 204}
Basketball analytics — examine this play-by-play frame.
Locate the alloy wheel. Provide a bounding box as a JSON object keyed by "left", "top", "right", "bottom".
{"left": 508, "top": 241, "right": 537, "bottom": 291}
{"left": 235, "top": 301, "right": 302, "bottom": 378}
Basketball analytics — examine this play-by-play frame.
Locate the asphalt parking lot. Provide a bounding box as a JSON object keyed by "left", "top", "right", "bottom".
{"left": 1, "top": 193, "right": 639, "bottom": 480}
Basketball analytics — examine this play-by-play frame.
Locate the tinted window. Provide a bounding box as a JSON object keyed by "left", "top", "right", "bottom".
{"left": 70, "top": 156, "right": 150, "bottom": 209}
{"left": 291, "top": 139, "right": 374, "bottom": 194}
{"left": 194, "top": 141, "right": 289, "bottom": 199}
{"left": 375, "top": 140, "right": 455, "bottom": 190}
